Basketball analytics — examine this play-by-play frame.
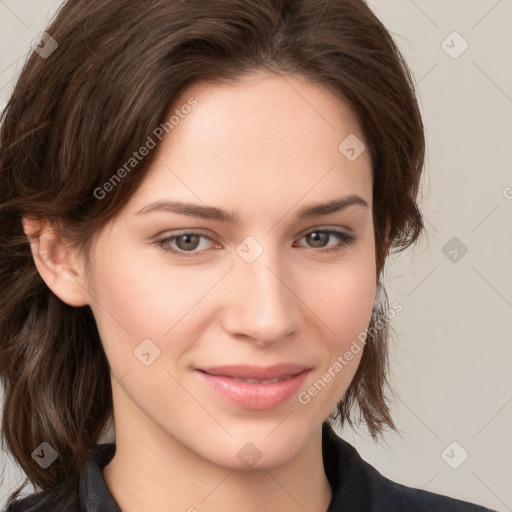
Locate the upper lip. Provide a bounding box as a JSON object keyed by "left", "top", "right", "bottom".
{"left": 197, "top": 363, "right": 311, "bottom": 380}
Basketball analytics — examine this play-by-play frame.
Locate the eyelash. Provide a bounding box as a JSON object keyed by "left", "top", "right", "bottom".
{"left": 153, "top": 228, "right": 357, "bottom": 258}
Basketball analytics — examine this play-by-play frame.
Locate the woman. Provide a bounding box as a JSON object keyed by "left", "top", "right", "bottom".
{"left": 0, "top": 1, "right": 497, "bottom": 511}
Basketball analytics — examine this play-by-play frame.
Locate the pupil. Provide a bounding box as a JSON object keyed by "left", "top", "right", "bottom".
{"left": 309, "top": 232, "right": 327, "bottom": 248}
{"left": 178, "top": 234, "right": 199, "bottom": 250}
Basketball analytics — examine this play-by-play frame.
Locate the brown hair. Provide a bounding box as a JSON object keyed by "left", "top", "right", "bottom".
{"left": 0, "top": 0, "right": 424, "bottom": 508}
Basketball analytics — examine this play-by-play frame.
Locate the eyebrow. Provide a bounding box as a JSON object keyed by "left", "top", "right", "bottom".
{"left": 135, "top": 194, "right": 369, "bottom": 223}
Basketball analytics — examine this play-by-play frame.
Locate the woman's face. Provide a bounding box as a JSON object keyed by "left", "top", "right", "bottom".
{"left": 84, "top": 71, "right": 376, "bottom": 468}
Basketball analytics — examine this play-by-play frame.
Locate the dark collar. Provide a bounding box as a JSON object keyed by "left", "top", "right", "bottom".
{"left": 79, "top": 422, "right": 347, "bottom": 512}
{"left": 79, "top": 442, "right": 120, "bottom": 512}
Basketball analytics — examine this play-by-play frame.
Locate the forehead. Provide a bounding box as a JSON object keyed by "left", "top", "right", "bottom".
{"left": 127, "top": 71, "right": 372, "bottom": 215}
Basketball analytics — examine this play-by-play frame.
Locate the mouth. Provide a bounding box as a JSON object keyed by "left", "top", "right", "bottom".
{"left": 194, "top": 363, "right": 312, "bottom": 410}
{"left": 222, "top": 375, "right": 294, "bottom": 384}
{"left": 196, "top": 363, "right": 311, "bottom": 380}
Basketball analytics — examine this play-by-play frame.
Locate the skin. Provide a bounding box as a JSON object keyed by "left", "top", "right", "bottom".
{"left": 24, "top": 70, "right": 377, "bottom": 512}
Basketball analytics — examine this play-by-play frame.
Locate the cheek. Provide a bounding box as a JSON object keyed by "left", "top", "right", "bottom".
{"left": 307, "top": 250, "right": 376, "bottom": 341}
{"left": 323, "top": 275, "right": 374, "bottom": 373}
{"left": 85, "top": 248, "right": 164, "bottom": 370}
{"left": 301, "top": 278, "right": 374, "bottom": 414}
{"left": 86, "top": 247, "right": 216, "bottom": 378}
{"left": 301, "top": 250, "right": 376, "bottom": 400}
{"left": 329, "top": 272, "right": 375, "bottom": 341}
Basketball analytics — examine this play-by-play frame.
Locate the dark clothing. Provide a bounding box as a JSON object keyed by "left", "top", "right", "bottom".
{"left": 5, "top": 423, "right": 496, "bottom": 511}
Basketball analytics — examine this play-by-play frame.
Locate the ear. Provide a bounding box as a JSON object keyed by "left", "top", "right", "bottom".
{"left": 22, "top": 216, "right": 90, "bottom": 307}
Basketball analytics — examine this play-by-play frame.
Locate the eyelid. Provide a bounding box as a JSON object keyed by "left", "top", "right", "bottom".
{"left": 153, "top": 225, "right": 357, "bottom": 258}
{"left": 153, "top": 225, "right": 354, "bottom": 241}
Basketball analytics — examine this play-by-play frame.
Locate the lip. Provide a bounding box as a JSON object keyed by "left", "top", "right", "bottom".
{"left": 197, "top": 363, "right": 310, "bottom": 380}
{"left": 194, "top": 364, "right": 312, "bottom": 410}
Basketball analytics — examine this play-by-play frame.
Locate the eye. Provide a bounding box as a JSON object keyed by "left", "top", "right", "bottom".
{"left": 295, "top": 228, "right": 357, "bottom": 253}
{"left": 154, "top": 231, "right": 217, "bottom": 256}
{"left": 154, "top": 228, "right": 357, "bottom": 258}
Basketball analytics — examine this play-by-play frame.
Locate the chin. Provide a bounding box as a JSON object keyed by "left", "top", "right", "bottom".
{"left": 191, "top": 419, "right": 315, "bottom": 470}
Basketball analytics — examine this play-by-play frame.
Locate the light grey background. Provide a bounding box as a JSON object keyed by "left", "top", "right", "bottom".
{"left": 1, "top": 1, "right": 511, "bottom": 511}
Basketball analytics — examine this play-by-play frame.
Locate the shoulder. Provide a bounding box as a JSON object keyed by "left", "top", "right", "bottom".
{"left": 367, "top": 471, "right": 496, "bottom": 512}
{"left": 3, "top": 491, "right": 81, "bottom": 512}
{"left": 2, "top": 492, "right": 83, "bottom": 512}
{"left": 4, "top": 492, "right": 65, "bottom": 512}
{"left": 322, "top": 423, "right": 497, "bottom": 512}
{"left": 3, "top": 469, "right": 87, "bottom": 512}
{"left": 3, "top": 443, "right": 116, "bottom": 512}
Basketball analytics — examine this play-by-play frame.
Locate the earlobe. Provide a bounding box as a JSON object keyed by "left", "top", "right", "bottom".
{"left": 22, "top": 216, "right": 90, "bottom": 307}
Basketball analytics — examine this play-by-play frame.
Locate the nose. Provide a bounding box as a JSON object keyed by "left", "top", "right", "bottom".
{"left": 221, "top": 241, "right": 301, "bottom": 346}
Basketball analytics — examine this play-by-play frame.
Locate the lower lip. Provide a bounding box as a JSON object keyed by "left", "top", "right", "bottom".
{"left": 194, "top": 369, "right": 311, "bottom": 410}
